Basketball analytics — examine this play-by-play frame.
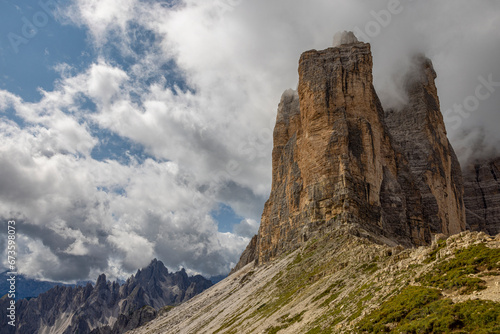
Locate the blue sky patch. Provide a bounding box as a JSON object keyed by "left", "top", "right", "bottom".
{"left": 211, "top": 203, "right": 243, "bottom": 234}
{"left": 0, "top": 0, "right": 95, "bottom": 102}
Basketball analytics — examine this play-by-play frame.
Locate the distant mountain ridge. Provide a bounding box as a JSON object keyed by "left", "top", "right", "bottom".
{"left": 1, "top": 259, "right": 212, "bottom": 334}
{"left": 0, "top": 271, "right": 86, "bottom": 300}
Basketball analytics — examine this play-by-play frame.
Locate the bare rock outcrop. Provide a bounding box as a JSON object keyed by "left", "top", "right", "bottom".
{"left": 463, "top": 158, "right": 500, "bottom": 235}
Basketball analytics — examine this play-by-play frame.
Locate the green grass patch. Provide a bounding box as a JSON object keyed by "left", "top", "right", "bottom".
{"left": 358, "top": 286, "right": 441, "bottom": 331}
{"left": 419, "top": 244, "right": 500, "bottom": 294}
{"left": 358, "top": 285, "right": 500, "bottom": 333}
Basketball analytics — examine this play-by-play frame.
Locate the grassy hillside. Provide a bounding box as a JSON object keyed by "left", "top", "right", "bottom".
{"left": 130, "top": 227, "right": 500, "bottom": 333}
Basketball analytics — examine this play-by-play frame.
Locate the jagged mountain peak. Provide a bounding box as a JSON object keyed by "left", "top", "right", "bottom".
{"left": 135, "top": 258, "right": 169, "bottom": 281}
{"left": 95, "top": 273, "right": 108, "bottom": 289}
{"left": 2, "top": 261, "right": 212, "bottom": 334}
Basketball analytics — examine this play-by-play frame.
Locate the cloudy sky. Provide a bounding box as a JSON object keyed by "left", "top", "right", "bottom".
{"left": 0, "top": 0, "right": 499, "bottom": 282}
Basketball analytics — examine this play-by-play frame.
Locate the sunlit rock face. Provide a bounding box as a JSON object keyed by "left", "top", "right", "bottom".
{"left": 234, "top": 38, "right": 466, "bottom": 270}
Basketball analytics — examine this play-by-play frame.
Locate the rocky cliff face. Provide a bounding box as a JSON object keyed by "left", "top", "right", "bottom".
{"left": 1, "top": 259, "right": 212, "bottom": 334}
{"left": 235, "top": 38, "right": 466, "bottom": 269}
{"left": 463, "top": 158, "right": 500, "bottom": 235}
{"left": 385, "top": 55, "right": 466, "bottom": 236}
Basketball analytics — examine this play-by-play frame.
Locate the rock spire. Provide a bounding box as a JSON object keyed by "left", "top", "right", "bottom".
{"left": 234, "top": 38, "right": 467, "bottom": 270}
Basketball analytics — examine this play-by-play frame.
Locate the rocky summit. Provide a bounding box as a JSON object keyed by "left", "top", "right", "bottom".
{"left": 235, "top": 39, "right": 467, "bottom": 270}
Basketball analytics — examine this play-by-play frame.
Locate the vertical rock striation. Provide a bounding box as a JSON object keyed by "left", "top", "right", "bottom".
{"left": 234, "top": 38, "right": 467, "bottom": 270}
{"left": 385, "top": 55, "right": 466, "bottom": 236}
{"left": 463, "top": 158, "right": 500, "bottom": 235}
